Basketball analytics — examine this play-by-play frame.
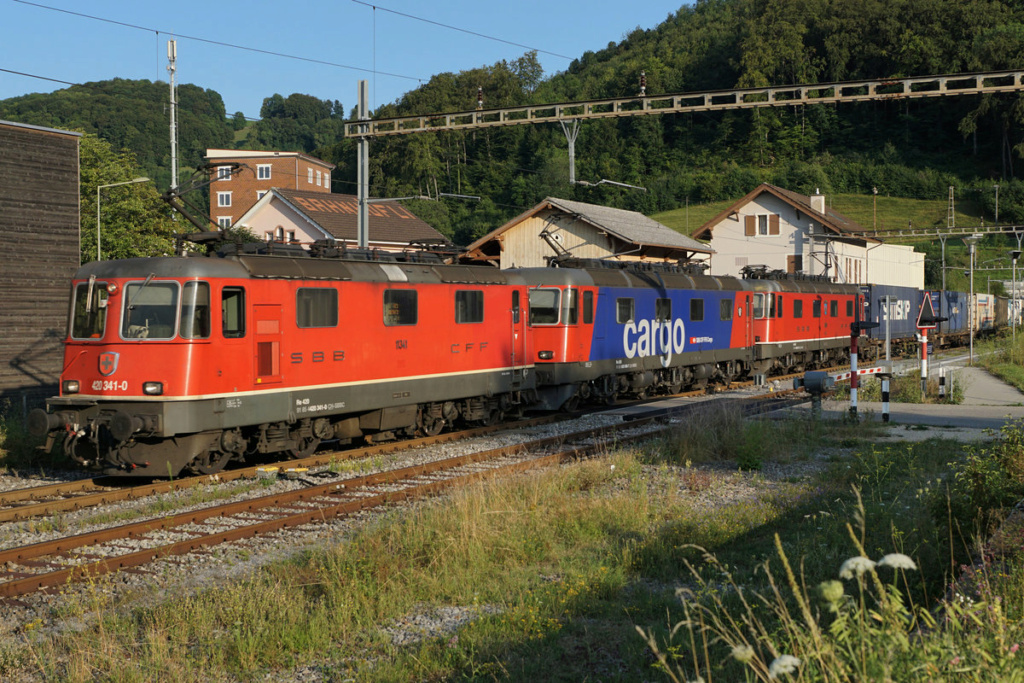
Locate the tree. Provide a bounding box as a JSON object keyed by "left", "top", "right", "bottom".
{"left": 80, "top": 134, "right": 178, "bottom": 263}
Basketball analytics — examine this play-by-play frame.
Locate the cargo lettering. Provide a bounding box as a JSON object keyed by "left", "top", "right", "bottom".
{"left": 623, "top": 318, "right": 686, "bottom": 367}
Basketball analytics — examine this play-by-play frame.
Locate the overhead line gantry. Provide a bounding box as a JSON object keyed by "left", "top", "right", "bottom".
{"left": 344, "top": 70, "right": 1024, "bottom": 138}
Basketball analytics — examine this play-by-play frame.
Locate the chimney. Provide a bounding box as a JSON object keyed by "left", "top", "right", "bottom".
{"left": 810, "top": 188, "right": 825, "bottom": 215}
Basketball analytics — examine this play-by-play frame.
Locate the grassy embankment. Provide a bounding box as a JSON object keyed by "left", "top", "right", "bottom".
{"left": 1, "top": 402, "right": 1023, "bottom": 681}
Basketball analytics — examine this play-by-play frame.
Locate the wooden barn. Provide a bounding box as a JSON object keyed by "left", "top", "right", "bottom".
{"left": 462, "top": 197, "right": 713, "bottom": 268}
{"left": 0, "top": 120, "right": 81, "bottom": 413}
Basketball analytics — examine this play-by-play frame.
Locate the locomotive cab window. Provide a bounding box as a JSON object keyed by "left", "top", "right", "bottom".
{"left": 794, "top": 299, "right": 804, "bottom": 318}
{"left": 456, "top": 290, "right": 484, "bottom": 324}
{"left": 753, "top": 293, "right": 765, "bottom": 319}
{"left": 384, "top": 289, "right": 417, "bottom": 326}
{"left": 71, "top": 281, "right": 109, "bottom": 339}
{"left": 512, "top": 291, "right": 521, "bottom": 324}
{"left": 297, "top": 288, "right": 338, "bottom": 328}
{"left": 180, "top": 282, "right": 211, "bottom": 339}
{"left": 846, "top": 301, "right": 853, "bottom": 317}
{"left": 222, "top": 287, "right": 246, "bottom": 338}
{"left": 813, "top": 300, "right": 822, "bottom": 318}
{"left": 529, "top": 288, "right": 560, "bottom": 325}
{"left": 616, "top": 298, "right": 635, "bottom": 324}
{"left": 562, "top": 288, "right": 579, "bottom": 325}
{"left": 830, "top": 300, "right": 839, "bottom": 317}
{"left": 583, "top": 290, "right": 594, "bottom": 324}
{"left": 121, "top": 281, "right": 178, "bottom": 340}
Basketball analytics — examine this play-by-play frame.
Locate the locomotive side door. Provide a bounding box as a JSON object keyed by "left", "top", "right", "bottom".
{"left": 253, "top": 304, "right": 283, "bottom": 385}
{"left": 510, "top": 290, "right": 526, "bottom": 388}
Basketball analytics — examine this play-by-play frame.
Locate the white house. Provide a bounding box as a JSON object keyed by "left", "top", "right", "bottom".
{"left": 692, "top": 183, "right": 923, "bottom": 289}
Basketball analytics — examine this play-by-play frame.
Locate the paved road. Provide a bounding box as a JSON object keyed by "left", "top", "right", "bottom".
{"left": 817, "top": 363, "right": 1024, "bottom": 430}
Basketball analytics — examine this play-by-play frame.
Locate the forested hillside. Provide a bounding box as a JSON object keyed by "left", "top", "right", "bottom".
{"left": 3, "top": 0, "right": 1024, "bottom": 245}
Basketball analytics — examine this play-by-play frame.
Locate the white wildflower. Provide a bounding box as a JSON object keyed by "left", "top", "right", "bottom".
{"left": 768, "top": 654, "right": 801, "bottom": 678}
{"left": 877, "top": 553, "right": 917, "bottom": 571}
{"left": 839, "top": 556, "right": 876, "bottom": 579}
{"left": 731, "top": 643, "right": 755, "bottom": 663}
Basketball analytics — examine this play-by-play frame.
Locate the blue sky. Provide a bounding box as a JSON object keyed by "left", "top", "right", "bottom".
{"left": 1, "top": 0, "right": 685, "bottom": 119}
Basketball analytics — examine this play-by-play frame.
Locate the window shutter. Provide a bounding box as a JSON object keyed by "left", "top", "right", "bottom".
{"left": 769, "top": 214, "right": 780, "bottom": 235}
{"left": 744, "top": 215, "right": 756, "bottom": 236}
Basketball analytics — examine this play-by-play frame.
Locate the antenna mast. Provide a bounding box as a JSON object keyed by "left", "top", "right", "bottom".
{"left": 167, "top": 40, "right": 179, "bottom": 191}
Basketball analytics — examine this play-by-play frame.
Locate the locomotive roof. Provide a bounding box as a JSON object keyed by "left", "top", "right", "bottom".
{"left": 74, "top": 254, "right": 522, "bottom": 286}
{"left": 514, "top": 266, "right": 744, "bottom": 291}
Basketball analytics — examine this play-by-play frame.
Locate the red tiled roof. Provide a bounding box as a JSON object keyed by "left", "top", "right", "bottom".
{"left": 276, "top": 188, "right": 446, "bottom": 245}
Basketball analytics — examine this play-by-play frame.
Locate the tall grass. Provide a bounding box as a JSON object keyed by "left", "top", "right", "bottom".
{"left": 4, "top": 414, "right": 1022, "bottom": 682}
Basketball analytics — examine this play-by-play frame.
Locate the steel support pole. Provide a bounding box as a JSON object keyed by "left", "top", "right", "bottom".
{"left": 357, "top": 80, "right": 370, "bottom": 249}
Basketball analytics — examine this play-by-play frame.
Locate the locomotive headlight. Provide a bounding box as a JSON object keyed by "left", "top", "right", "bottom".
{"left": 538, "top": 350, "right": 554, "bottom": 360}
{"left": 143, "top": 382, "right": 164, "bottom": 396}
{"left": 62, "top": 380, "right": 80, "bottom": 394}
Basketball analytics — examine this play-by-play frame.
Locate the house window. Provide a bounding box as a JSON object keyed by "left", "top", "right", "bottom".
{"left": 758, "top": 215, "right": 769, "bottom": 235}
{"left": 217, "top": 191, "right": 231, "bottom": 207}
{"left": 257, "top": 164, "right": 272, "bottom": 180}
{"left": 216, "top": 166, "right": 231, "bottom": 181}
{"left": 257, "top": 190, "right": 268, "bottom": 200}
{"left": 316, "top": 171, "right": 322, "bottom": 187}
{"left": 322, "top": 170, "right": 329, "bottom": 188}
{"left": 287, "top": 231, "right": 296, "bottom": 242}
{"left": 217, "top": 216, "right": 231, "bottom": 228}
{"left": 307, "top": 167, "right": 313, "bottom": 184}
{"left": 275, "top": 226, "right": 285, "bottom": 241}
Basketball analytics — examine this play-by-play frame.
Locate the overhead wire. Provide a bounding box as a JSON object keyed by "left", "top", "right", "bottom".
{"left": 350, "top": 0, "right": 574, "bottom": 61}
{"left": 12, "top": 0, "right": 424, "bottom": 83}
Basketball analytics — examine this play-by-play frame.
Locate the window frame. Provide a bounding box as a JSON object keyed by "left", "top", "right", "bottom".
{"left": 690, "top": 298, "right": 704, "bottom": 322}
{"left": 120, "top": 280, "right": 180, "bottom": 341}
{"left": 528, "top": 287, "right": 561, "bottom": 326}
{"left": 257, "top": 164, "right": 272, "bottom": 180}
{"left": 217, "top": 191, "right": 232, "bottom": 207}
{"left": 296, "top": 287, "right": 339, "bottom": 329}
{"left": 222, "top": 287, "right": 246, "bottom": 339}
{"left": 180, "top": 281, "right": 212, "bottom": 340}
{"left": 384, "top": 289, "right": 418, "bottom": 326}
{"left": 455, "top": 289, "right": 484, "bottom": 324}
{"left": 616, "top": 297, "right": 635, "bottom": 324}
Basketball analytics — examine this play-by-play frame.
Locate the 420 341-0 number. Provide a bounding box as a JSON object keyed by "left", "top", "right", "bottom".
{"left": 91, "top": 380, "right": 129, "bottom": 391}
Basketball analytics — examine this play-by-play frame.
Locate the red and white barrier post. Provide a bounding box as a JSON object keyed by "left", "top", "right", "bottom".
{"left": 920, "top": 328, "right": 929, "bottom": 400}
{"left": 850, "top": 327, "right": 860, "bottom": 418}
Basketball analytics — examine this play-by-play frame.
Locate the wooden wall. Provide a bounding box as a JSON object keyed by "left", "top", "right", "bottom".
{"left": 0, "top": 122, "right": 81, "bottom": 413}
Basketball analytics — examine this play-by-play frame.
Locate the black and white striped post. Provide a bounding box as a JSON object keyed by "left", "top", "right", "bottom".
{"left": 939, "top": 367, "right": 947, "bottom": 400}
{"left": 878, "top": 363, "right": 893, "bottom": 423}
{"left": 850, "top": 315, "right": 879, "bottom": 420}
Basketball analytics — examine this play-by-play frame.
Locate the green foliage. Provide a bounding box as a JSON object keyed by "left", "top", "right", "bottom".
{"left": 79, "top": 134, "right": 178, "bottom": 263}
{"left": 0, "top": 79, "right": 232, "bottom": 189}
{"left": 938, "top": 419, "right": 1024, "bottom": 536}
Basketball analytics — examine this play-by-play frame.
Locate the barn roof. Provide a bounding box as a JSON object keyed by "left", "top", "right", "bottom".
{"left": 464, "top": 197, "right": 713, "bottom": 261}
{"left": 237, "top": 188, "right": 448, "bottom": 246}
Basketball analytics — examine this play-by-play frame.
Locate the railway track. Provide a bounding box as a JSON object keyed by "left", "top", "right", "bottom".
{"left": 0, "top": 391, "right": 805, "bottom": 601}
{"left": 0, "top": 415, "right": 566, "bottom": 523}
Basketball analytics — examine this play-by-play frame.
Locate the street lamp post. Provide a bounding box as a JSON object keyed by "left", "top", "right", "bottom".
{"left": 964, "top": 234, "right": 983, "bottom": 366}
{"left": 96, "top": 177, "right": 149, "bottom": 262}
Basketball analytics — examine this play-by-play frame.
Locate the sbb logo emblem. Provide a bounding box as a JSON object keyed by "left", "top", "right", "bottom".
{"left": 623, "top": 319, "right": 686, "bottom": 367}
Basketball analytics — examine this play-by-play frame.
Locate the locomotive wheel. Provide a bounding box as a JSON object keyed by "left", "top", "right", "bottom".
{"left": 288, "top": 437, "right": 322, "bottom": 459}
{"left": 420, "top": 418, "right": 445, "bottom": 437}
{"left": 192, "top": 449, "right": 232, "bottom": 475}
